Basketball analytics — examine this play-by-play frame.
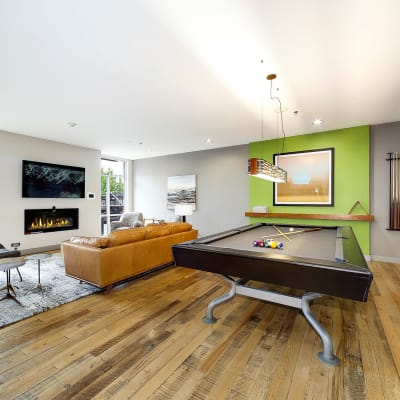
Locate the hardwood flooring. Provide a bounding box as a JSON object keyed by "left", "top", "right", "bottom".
{"left": 0, "top": 260, "right": 399, "bottom": 399}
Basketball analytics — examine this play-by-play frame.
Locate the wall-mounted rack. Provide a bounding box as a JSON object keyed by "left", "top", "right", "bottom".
{"left": 387, "top": 152, "right": 400, "bottom": 230}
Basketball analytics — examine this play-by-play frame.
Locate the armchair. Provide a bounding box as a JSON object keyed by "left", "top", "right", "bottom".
{"left": 110, "top": 212, "right": 144, "bottom": 232}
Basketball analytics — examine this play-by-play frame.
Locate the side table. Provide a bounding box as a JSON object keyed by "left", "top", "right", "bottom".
{"left": 0, "top": 246, "right": 23, "bottom": 281}
{"left": 26, "top": 253, "right": 51, "bottom": 294}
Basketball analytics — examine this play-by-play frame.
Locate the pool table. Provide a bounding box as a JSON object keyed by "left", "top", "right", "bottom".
{"left": 172, "top": 223, "right": 373, "bottom": 366}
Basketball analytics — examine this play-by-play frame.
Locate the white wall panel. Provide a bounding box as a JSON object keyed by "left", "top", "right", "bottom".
{"left": 0, "top": 130, "right": 101, "bottom": 252}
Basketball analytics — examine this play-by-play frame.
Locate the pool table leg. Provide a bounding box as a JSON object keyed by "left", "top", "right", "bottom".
{"left": 301, "top": 293, "right": 340, "bottom": 366}
{"left": 202, "top": 278, "right": 341, "bottom": 366}
{"left": 202, "top": 279, "right": 236, "bottom": 323}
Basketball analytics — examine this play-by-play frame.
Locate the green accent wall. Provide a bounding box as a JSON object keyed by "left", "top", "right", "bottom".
{"left": 249, "top": 126, "right": 371, "bottom": 253}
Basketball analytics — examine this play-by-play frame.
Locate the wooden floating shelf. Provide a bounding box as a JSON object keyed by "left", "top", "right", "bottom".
{"left": 245, "top": 212, "right": 374, "bottom": 222}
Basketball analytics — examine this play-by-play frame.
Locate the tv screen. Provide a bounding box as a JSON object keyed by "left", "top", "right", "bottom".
{"left": 22, "top": 160, "right": 85, "bottom": 198}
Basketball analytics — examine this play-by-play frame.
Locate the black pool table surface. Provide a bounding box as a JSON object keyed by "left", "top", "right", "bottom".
{"left": 173, "top": 223, "right": 373, "bottom": 302}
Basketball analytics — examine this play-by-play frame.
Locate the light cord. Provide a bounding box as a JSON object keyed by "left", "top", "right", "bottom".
{"left": 268, "top": 78, "right": 286, "bottom": 155}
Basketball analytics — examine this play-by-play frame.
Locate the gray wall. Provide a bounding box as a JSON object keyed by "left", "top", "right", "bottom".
{"left": 133, "top": 145, "right": 249, "bottom": 236}
{"left": 371, "top": 122, "right": 400, "bottom": 262}
{"left": 0, "top": 130, "right": 102, "bottom": 253}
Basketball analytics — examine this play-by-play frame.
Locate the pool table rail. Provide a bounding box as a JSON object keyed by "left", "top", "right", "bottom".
{"left": 173, "top": 223, "right": 373, "bottom": 302}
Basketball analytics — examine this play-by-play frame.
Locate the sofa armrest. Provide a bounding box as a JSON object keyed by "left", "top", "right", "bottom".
{"left": 62, "top": 242, "right": 105, "bottom": 286}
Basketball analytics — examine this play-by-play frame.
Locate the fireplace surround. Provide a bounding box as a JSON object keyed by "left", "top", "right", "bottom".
{"left": 24, "top": 207, "right": 79, "bottom": 234}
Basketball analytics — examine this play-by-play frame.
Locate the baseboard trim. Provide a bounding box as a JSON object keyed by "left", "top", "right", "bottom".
{"left": 21, "top": 244, "right": 61, "bottom": 256}
{"left": 370, "top": 255, "right": 400, "bottom": 264}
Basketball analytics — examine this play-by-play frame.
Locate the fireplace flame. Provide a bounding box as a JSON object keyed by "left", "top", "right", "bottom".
{"left": 30, "top": 216, "right": 72, "bottom": 230}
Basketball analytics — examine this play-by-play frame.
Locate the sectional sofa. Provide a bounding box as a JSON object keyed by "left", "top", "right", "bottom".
{"left": 62, "top": 222, "right": 198, "bottom": 292}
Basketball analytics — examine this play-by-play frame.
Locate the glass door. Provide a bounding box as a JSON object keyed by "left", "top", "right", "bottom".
{"left": 101, "top": 157, "right": 126, "bottom": 235}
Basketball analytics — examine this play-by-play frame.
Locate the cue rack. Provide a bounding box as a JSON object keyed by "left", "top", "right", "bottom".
{"left": 387, "top": 152, "right": 400, "bottom": 230}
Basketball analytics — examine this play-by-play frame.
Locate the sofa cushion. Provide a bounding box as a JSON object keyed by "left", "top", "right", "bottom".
{"left": 108, "top": 228, "right": 146, "bottom": 247}
{"left": 169, "top": 222, "right": 192, "bottom": 234}
{"left": 144, "top": 224, "right": 172, "bottom": 239}
{"left": 70, "top": 236, "right": 109, "bottom": 248}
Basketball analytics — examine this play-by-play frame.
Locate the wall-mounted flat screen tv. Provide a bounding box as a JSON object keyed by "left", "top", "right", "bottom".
{"left": 22, "top": 160, "right": 85, "bottom": 198}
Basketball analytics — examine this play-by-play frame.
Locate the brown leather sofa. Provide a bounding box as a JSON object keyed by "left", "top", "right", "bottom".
{"left": 62, "top": 222, "right": 198, "bottom": 292}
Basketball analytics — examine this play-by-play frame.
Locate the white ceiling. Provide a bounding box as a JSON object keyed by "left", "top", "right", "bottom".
{"left": 1, "top": 0, "right": 399, "bottom": 160}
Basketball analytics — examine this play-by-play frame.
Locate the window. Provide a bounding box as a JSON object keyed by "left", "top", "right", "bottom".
{"left": 101, "top": 157, "right": 127, "bottom": 235}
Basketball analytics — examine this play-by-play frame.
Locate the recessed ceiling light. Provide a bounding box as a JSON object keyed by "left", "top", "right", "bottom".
{"left": 206, "top": 138, "right": 214, "bottom": 144}
{"left": 312, "top": 118, "right": 323, "bottom": 126}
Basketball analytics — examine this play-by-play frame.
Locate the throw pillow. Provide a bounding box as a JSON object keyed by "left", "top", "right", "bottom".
{"left": 144, "top": 224, "right": 172, "bottom": 239}
{"left": 70, "top": 236, "right": 109, "bottom": 248}
{"left": 169, "top": 222, "right": 192, "bottom": 234}
{"left": 108, "top": 228, "right": 146, "bottom": 247}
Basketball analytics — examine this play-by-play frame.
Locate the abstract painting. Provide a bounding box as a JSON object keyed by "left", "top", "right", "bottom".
{"left": 167, "top": 174, "right": 197, "bottom": 210}
{"left": 273, "top": 148, "right": 334, "bottom": 206}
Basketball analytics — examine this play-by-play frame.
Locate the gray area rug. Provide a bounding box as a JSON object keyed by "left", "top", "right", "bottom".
{"left": 0, "top": 253, "right": 101, "bottom": 328}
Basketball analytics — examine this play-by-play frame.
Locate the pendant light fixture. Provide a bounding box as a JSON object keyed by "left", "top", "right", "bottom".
{"left": 248, "top": 157, "right": 287, "bottom": 183}
{"left": 248, "top": 73, "right": 287, "bottom": 183}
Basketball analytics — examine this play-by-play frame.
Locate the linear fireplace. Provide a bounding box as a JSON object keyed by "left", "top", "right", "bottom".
{"left": 24, "top": 207, "right": 79, "bottom": 234}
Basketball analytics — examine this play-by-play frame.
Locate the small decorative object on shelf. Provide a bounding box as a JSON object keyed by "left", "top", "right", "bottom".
{"left": 387, "top": 152, "right": 400, "bottom": 230}
{"left": 252, "top": 205, "right": 268, "bottom": 213}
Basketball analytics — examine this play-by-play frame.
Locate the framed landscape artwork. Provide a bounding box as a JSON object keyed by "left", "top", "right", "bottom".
{"left": 273, "top": 148, "right": 334, "bottom": 206}
{"left": 167, "top": 174, "right": 197, "bottom": 210}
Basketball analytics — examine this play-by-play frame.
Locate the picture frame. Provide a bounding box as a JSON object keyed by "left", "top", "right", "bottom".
{"left": 167, "top": 174, "right": 197, "bottom": 210}
{"left": 273, "top": 148, "right": 334, "bottom": 206}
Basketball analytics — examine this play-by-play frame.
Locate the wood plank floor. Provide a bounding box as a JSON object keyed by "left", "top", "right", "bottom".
{"left": 0, "top": 260, "right": 399, "bottom": 399}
